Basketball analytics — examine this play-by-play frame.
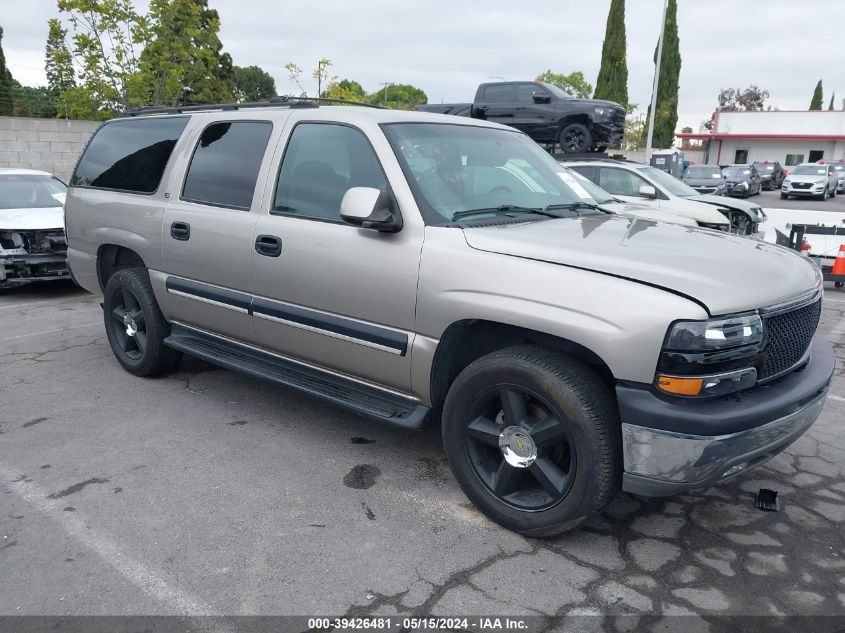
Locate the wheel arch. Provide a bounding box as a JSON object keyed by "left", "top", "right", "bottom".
{"left": 429, "top": 319, "right": 615, "bottom": 412}
{"left": 557, "top": 113, "right": 593, "bottom": 133}
{"left": 97, "top": 244, "right": 148, "bottom": 292}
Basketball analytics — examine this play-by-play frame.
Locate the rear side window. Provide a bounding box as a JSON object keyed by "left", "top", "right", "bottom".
{"left": 480, "top": 84, "right": 514, "bottom": 103}
{"left": 181, "top": 121, "right": 273, "bottom": 210}
{"left": 72, "top": 117, "right": 188, "bottom": 193}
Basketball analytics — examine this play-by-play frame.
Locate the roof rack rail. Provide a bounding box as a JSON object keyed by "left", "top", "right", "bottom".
{"left": 119, "top": 96, "right": 384, "bottom": 117}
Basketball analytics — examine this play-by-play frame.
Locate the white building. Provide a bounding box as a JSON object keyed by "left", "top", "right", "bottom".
{"left": 676, "top": 110, "right": 845, "bottom": 167}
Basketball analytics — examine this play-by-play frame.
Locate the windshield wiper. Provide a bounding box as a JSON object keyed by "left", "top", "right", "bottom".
{"left": 451, "top": 205, "right": 559, "bottom": 221}
{"left": 543, "top": 202, "right": 611, "bottom": 215}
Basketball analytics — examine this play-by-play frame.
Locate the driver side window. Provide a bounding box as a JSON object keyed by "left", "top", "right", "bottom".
{"left": 598, "top": 167, "right": 649, "bottom": 197}
{"left": 273, "top": 123, "right": 388, "bottom": 222}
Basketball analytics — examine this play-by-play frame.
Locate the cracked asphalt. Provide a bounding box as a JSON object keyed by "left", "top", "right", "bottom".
{"left": 0, "top": 280, "right": 844, "bottom": 629}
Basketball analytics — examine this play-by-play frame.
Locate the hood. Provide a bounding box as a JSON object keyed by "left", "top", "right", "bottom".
{"left": 559, "top": 98, "right": 621, "bottom": 110}
{"left": 787, "top": 175, "right": 826, "bottom": 184}
{"left": 684, "top": 177, "right": 724, "bottom": 187}
{"left": 654, "top": 196, "right": 729, "bottom": 225}
{"left": 0, "top": 205, "right": 65, "bottom": 231}
{"left": 462, "top": 215, "right": 818, "bottom": 315}
{"left": 600, "top": 201, "right": 698, "bottom": 227}
{"left": 690, "top": 194, "right": 765, "bottom": 221}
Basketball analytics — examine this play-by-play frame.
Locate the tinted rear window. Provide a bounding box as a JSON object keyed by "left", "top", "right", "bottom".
{"left": 181, "top": 121, "right": 273, "bottom": 210}
{"left": 72, "top": 117, "right": 188, "bottom": 193}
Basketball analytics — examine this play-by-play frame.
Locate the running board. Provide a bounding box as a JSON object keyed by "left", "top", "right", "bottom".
{"left": 164, "top": 325, "right": 431, "bottom": 430}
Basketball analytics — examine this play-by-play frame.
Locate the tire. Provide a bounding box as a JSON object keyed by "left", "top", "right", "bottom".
{"left": 441, "top": 345, "right": 621, "bottom": 537}
{"left": 819, "top": 187, "right": 829, "bottom": 201}
{"left": 559, "top": 123, "right": 592, "bottom": 154}
{"left": 835, "top": 282, "right": 843, "bottom": 289}
{"left": 781, "top": 193, "right": 788, "bottom": 200}
{"left": 103, "top": 267, "right": 181, "bottom": 376}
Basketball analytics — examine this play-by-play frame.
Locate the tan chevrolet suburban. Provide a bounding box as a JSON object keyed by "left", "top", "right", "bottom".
{"left": 64, "top": 99, "right": 834, "bottom": 536}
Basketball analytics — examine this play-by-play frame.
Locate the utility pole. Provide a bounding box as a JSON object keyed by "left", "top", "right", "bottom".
{"left": 645, "top": 0, "right": 669, "bottom": 160}
{"left": 380, "top": 82, "right": 393, "bottom": 107}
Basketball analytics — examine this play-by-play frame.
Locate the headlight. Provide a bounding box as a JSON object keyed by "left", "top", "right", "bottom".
{"left": 783, "top": 179, "right": 791, "bottom": 185}
{"left": 740, "top": 182, "right": 749, "bottom": 189}
{"left": 593, "top": 106, "right": 606, "bottom": 116}
{"left": 655, "top": 314, "right": 764, "bottom": 397}
{"left": 666, "top": 314, "right": 763, "bottom": 350}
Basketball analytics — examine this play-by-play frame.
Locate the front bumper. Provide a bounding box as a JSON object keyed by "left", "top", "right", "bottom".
{"left": 591, "top": 120, "right": 624, "bottom": 145}
{"left": 782, "top": 183, "right": 825, "bottom": 197}
{"left": 617, "top": 336, "right": 834, "bottom": 497}
{"left": 0, "top": 252, "right": 70, "bottom": 285}
{"left": 726, "top": 183, "right": 750, "bottom": 196}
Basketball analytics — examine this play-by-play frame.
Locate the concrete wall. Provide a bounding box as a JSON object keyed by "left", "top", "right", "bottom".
{"left": 0, "top": 116, "right": 100, "bottom": 183}
{"left": 710, "top": 138, "right": 844, "bottom": 167}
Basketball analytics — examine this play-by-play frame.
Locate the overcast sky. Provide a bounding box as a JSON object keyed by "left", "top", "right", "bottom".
{"left": 2, "top": 0, "right": 843, "bottom": 130}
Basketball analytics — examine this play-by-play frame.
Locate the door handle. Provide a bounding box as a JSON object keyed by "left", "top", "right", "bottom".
{"left": 255, "top": 235, "right": 282, "bottom": 257}
{"left": 170, "top": 221, "right": 190, "bottom": 241}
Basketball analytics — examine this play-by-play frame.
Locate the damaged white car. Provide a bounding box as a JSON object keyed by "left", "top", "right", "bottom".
{"left": 0, "top": 168, "right": 70, "bottom": 288}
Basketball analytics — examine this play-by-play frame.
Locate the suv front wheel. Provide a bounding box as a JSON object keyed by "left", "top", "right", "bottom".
{"left": 103, "top": 267, "right": 181, "bottom": 376}
{"left": 442, "top": 346, "right": 621, "bottom": 537}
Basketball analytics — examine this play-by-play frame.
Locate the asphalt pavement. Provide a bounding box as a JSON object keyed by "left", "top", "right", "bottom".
{"left": 0, "top": 280, "right": 844, "bottom": 628}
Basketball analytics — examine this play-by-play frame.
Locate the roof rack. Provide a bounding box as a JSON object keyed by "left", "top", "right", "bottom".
{"left": 119, "top": 96, "right": 384, "bottom": 117}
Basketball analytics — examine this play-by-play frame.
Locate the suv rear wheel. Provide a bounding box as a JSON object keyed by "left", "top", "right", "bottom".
{"left": 441, "top": 346, "right": 621, "bottom": 536}
{"left": 103, "top": 267, "right": 181, "bottom": 376}
{"left": 559, "top": 123, "right": 592, "bottom": 154}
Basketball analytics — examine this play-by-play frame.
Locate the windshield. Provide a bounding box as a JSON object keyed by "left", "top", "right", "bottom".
{"left": 382, "top": 123, "right": 601, "bottom": 222}
{"left": 0, "top": 174, "right": 66, "bottom": 210}
{"left": 637, "top": 165, "right": 699, "bottom": 197}
{"left": 685, "top": 166, "right": 721, "bottom": 178}
{"left": 790, "top": 165, "right": 827, "bottom": 176}
{"left": 541, "top": 83, "right": 572, "bottom": 100}
{"left": 723, "top": 167, "right": 752, "bottom": 178}
{"left": 752, "top": 163, "right": 774, "bottom": 172}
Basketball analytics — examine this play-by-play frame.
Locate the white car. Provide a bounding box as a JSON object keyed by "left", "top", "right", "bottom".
{"left": 829, "top": 161, "right": 845, "bottom": 194}
{"left": 0, "top": 168, "right": 70, "bottom": 288}
{"left": 565, "top": 159, "right": 767, "bottom": 237}
{"left": 562, "top": 167, "right": 697, "bottom": 227}
{"left": 782, "top": 163, "right": 838, "bottom": 200}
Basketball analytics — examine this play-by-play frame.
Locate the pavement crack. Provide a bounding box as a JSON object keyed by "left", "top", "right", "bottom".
{"left": 47, "top": 477, "right": 110, "bottom": 499}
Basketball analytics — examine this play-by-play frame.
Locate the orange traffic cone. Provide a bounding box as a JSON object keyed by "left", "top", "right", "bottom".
{"left": 832, "top": 244, "right": 845, "bottom": 276}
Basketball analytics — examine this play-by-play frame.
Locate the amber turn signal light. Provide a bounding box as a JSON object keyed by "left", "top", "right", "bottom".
{"left": 656, "top": 375, "right": 703, "bottom": 396}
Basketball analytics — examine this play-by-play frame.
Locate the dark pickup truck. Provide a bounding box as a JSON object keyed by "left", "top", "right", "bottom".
{"left": 415, "top": 81, "right": 626, "bottom": 153}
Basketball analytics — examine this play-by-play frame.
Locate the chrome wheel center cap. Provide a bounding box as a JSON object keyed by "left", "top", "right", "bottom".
{"left": 123, "top": 313, "right": 138, "bottom": 337}
{"left": 498, "top": 426, "right": 537, "bottom": 469}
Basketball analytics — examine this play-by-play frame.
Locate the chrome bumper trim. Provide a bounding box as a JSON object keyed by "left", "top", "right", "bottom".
{"left": 621, "top": 388, "right": 828, "bottom": 495}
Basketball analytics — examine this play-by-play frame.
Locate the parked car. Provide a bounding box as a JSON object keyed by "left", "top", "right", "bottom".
{"left": 65, "top": 102, "right": 833, "bottom": 536}
{"left": 830, "top": 161, "right": 845, "bottom": 194}
{"left": 560, "top": 167, "right": 697, "bottom": 227}
{"left": 722, "top": 164, "right": 762, "bottom": 197}
{"left": 751, "top": 160, "right": 785, "bottom": 190}
{"left": 415, "top": 81, "right": 625, "bottom": 154}
{"left": 565, "top": 159, "right": 767, "bottom": 236}
{"left": 683, "top": 164, "right": 727, "bottom": 196}
{"left": 0, "top": 168, "right": 70, "bottom": 289}
{"left": 782, "top": 163, "right": 838, "bottom": 200}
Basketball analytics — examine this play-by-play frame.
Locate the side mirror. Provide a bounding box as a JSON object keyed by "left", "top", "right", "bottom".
{"left": 340, "top": 187, "right": 402, "bottom": 233}
{"left": 638, "top": 184, "right": 657, "bottom": 199}
{"left": 532, "top": 94, "right": 552, "bottom": 104}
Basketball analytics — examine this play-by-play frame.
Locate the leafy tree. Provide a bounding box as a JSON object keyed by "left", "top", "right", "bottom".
{"left": 829, "top": 91, "right": 835, "bottom": 111}
{"left": 0, "top": 26, "right": 14, "bottom": 116}
{"left": 128, "top": 0, "right": 233, "bottom": 107}
{"left": 231, "top": 65, "right": 275, "bottom": 102}
{"left": 594, "top": 0, "right": 628, "bottom": 108}
{"left": 622, "top": 108, "right": 644, "bottom": 151}
{"left": 55, "top": 0, "right": 151, "bottom": 117}
{"left": 368, "top": 83, "right": 426, "bottom": 110}
{"left": 809, "top": 80, "right": 823, "bottom": 110}
{"left": 323, "top": 78, "right": 366, "bottom": 102}
{"left": 642, "top": 0, "right": 681, "bottom": 148}
{"left": 535, "top": 70, "right": 592, "bottom": 99}
{"left": 312, "top": 58, "right": 331, "bottom": 98}
{"left": 10, "top": 81, "right": 58, "bottom": 118}
{"left": 46, "top": 18, "right": 75, "bottom": 94}
{"left": 703, "top": 85, "right": 770, "bottom": 130}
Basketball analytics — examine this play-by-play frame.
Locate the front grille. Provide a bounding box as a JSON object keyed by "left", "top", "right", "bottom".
{"left": 696, "top": 187, "right": 716, "bottom": 194}
{"left": 792, "top": 182, "right": 812, "bottom": 190}
{"left": 759, "top": 299, "right": 821, "bottom": 380}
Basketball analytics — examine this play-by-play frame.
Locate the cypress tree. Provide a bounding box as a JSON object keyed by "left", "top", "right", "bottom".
{"left": 642, "top": 0, "right": 681, "bottom": 149}
{"left": 828, "top": 91, "right": 835, "bottom": 111}
{"left": 594, "top": 0, "right": 628, "bottom": 108}
{"left": 0, "top": 26, "right": 15, "bottom": 116}
{"left": 809, "top": 80, "right": 823, "bottom": 110}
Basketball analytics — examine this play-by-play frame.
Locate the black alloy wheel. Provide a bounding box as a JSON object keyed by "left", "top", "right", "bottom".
{"left": 463, "top": 385, "right": 576, "bottom": 511}
{"left": 559, "top": 123, "right": 592, "bottom": 154}
{"left": 108, "top": 287, "right": 147, "bottom": 361}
